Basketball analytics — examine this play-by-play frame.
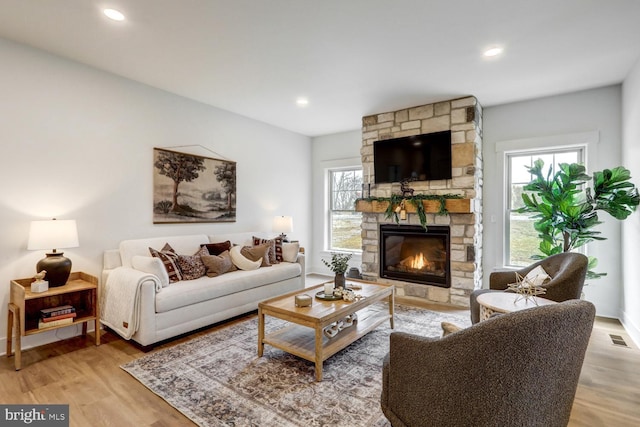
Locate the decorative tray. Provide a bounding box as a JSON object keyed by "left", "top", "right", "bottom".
{"left": 315, "top": 291, "right": 343, "bottom": 301}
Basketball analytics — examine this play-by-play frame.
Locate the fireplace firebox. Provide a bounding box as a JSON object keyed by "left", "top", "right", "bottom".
{"left": 380, "top": 224, "right": 450, "bottom": 288}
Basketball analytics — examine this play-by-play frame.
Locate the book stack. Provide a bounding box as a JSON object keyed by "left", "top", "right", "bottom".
{"left": 38, "top": 305, "right": 77, "bottom": 329}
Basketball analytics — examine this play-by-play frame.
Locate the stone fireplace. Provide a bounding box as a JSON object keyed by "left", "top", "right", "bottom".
{"left": 357, "top": 96, "right": 483, "bottom": 307}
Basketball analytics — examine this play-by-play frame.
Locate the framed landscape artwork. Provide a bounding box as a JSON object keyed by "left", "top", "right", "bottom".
{"left": 153, "top": 148, "right": 237, "bottom": 223}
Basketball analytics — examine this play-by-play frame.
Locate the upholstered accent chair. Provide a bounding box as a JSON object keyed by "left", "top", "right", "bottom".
{"left": 470, "top": 252, "right": 589, "bottom": 324}
{"left": 381, "top": 300, "right": 596, "bottom": 427}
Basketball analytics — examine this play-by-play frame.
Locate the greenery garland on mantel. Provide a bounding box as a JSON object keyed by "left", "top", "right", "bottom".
{"left": 356, "top": 194, "right": 463, "bottom": 229}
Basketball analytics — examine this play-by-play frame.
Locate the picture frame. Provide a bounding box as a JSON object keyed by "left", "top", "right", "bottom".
{"left": 153, "top": 147, "right": 236, "bottom": 223}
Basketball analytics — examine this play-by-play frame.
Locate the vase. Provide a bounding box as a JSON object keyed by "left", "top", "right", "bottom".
{"left": 334, "top": 273, "right": 346, "bottom": 289}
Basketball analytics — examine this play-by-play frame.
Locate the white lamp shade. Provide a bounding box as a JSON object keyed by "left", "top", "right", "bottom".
{"left": 27, "top": 219, "right": 79, "bottom": 251}
{"left": 272, "top": 216, "right": 293, "bottom": 234}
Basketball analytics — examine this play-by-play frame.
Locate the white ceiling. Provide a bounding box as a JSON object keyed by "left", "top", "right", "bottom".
{"left": 1, "top": 0, "right": 639, "bottom": 136}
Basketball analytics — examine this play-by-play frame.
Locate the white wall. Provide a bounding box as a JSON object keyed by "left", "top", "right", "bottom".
{"left": 310, "top": 130, "right": 362, "bottom": 274}
{"left": 0, "top": 38, "right": 311, "bottom": 351}
{"left": 621, "top": 58, "right": 640, "bottom": 345}
{"left": 483, "top": 85, "right": 624, "bottom": 317}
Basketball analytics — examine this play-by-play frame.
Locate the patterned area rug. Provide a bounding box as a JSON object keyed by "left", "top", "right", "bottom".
{"left": 121, "top": 304, "right": 470, "bottom": 427}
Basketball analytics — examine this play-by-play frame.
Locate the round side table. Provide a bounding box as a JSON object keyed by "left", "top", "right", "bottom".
{"left": 476, "top": 292, "right": 557, "bottom": 322}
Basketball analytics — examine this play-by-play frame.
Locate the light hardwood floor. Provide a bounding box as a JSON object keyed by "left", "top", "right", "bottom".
{"left": 2, "top": 290, "right": 639, "bottom": 426}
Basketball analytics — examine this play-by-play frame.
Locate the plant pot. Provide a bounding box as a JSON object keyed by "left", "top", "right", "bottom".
{"left": 334, "top": 273, "right": 346, "bottom": 289}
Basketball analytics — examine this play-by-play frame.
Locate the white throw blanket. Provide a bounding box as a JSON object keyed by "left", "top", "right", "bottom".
{"left": 101, "top": 268, "right": 161, "bottom": 340}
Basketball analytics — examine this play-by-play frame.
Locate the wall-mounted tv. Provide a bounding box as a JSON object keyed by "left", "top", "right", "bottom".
{"left": 373, "top": 130, "right": 452, "bottom": 183}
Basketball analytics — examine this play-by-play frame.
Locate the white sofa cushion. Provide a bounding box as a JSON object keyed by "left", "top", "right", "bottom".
{"left": 282, "top": 242, "right": 300, "bottom": 262}
{"left": 155, "top": 262, "right": 302, "bottom": 313}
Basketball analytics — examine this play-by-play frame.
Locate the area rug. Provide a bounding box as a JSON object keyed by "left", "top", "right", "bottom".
{"left": 121, "top": 304, "right": 470, "bottom": 427}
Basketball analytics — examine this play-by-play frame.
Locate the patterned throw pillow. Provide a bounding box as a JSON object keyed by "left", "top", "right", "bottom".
{"left": 177, "top": 246, "right": 208, "bottom": 280}
{"left": 253, "top": 236, "right": 283, "bottom": 263}
{"left": 149, "top": 243, "right": 182, "bottom": 283}
{"left": 201, "top": 250, "right": 236, "bottom": 277}
{"left": 241, "top": 243, "right": 272, "bottom": 267}
{"left": 201, "top": 240, "right": 232, "bottom": 256}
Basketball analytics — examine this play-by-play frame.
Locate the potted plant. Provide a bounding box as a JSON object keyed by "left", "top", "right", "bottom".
{"left": 322, "top": 252, "right": 353, "bottom": 288}
{"left": 517, "top": 160, "right": 639, "bottom": 279}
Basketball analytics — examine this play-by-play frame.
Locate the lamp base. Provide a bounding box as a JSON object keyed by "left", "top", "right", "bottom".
{"left": 36, "top": 252, "right": 72, "bottom": 287}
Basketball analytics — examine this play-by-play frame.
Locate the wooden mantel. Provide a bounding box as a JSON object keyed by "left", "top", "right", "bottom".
{"left": 355, "top": 198, "right": 473, "bottom": 214}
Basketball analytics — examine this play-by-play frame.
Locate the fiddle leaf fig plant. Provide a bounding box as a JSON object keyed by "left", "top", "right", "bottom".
{"left": 517, "top": 160, "right": 639, "bottom": 280}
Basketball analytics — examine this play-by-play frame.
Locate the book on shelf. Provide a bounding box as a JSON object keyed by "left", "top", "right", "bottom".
{"left": 40, "top": 305, "right": 75, "bottom": 318}
{"left": 38, "top": 317, "right": 74, "bottom": 329}
{"left": 40, "top": 312, "right": 77, "bottom": 323}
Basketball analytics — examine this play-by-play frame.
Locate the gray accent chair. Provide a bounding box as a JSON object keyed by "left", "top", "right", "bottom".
{"left": 470, "top": 252, "right": 589, "bottom": 324}
{"left": 381, "top": 299, "right": 596, "bottom": 427}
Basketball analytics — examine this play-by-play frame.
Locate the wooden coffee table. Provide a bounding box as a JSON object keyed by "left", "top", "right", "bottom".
{"left": 258, "top": 280, "right": 394, "bottom": 381}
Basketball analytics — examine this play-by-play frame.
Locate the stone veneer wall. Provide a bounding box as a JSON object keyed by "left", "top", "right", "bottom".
{"left": 360, "top": 96, "right": 483, "bottom": 307}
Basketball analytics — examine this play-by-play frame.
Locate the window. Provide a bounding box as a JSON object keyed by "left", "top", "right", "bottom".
{"left": 506, "top": 148, "right": 584, "bottom": 266}
{"left": 328, "top": 168, "right": 363, "bottom": 252}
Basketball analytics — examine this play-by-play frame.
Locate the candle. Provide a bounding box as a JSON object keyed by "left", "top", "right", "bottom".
{"left": 367, "top": 166, "right": 371, "bottom": 184}
{"left": 324, "top": 283, "right": 334, "bottom": 296}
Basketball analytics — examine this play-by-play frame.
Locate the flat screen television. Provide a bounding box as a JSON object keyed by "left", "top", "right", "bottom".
{"left": 373, "top": 130, "right": 452, "bottom": 183}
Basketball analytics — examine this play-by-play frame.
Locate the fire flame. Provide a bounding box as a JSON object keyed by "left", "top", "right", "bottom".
{"left": 410, "top": 253, "right": 427, "bottom": 269}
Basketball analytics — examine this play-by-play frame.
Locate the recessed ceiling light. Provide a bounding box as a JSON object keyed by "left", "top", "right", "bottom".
{"left": 483, "top": 46, "right": 504, "bottom": 58}
{"left": 103, "top": 8, "right": 125, "bottom": 21}
{"left": 296, "top": 97, "right": 309, "bottom": 107}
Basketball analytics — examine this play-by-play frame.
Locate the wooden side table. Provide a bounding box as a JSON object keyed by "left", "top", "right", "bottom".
{"left": 6, "top": 271, "right": 100, "bottom": 370}
{"left": 476, "top": 291, "right": 557, "bottom": 322}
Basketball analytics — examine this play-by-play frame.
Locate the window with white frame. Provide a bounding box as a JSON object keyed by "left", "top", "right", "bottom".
{"left": 328, "top": 168, "right": 363, "bottom": 252}
{"left": 506, "top": 147, "right": 585, "bottom": 266}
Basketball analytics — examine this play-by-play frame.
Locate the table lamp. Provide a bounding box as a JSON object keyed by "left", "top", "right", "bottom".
{"left": 27, "top": 218, "right": 79, "bottom": 287}
{"left": 272, "top": 215, "right": 293, "bottom": 242}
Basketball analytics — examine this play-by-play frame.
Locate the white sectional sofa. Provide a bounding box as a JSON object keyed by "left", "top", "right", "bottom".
{"left": 101, "top": 232, "right": 305, "bottom": 347}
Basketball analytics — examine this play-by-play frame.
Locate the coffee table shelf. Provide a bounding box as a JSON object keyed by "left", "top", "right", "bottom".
{"left": 263, "top": 305, "right": 390, "bottom": 362}
{"left": 258, "top": 280, "right": 394, "bottom": 381}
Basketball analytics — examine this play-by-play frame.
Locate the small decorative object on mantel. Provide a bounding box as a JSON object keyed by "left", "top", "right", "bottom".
{"left": 322, "top": 252, "right": 353, "bottom": 289}
{"left": 400, "top": 178, "right": 416, "bottom": 197}
{"left": 507, "top": 272, "right": 547, "bottom": 304}
{"left": 31, "top": 270, "right": 49, "bottom": 293}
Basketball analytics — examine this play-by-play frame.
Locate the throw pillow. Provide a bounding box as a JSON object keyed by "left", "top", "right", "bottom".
{"left": 253, "top": 236, "right": 283, "bottom": 263}
{"left": 149, "top": 243, "right": 182, "bottom": 283}
{"left": 523, "top": 265, "right": 551, "bottom": 287}
{"left": 201, "top": 240, "right": 232, "bottom": 256}
{"left": 177, "top": 246, "right": 208, "bottom": 280}
{"left": 230, "top": 245, "right": 262, "bottom": 271}
{"left": 201, "top": 250, "right": 236, "bottom": 277}
{"left": 241, "top": 243, "right": 272, "bottom": 267}
{"left": 441, "top": 321, "right": 463, "bottom": 337}
{"left": 132, "top": 255, "right": 170, "bottom": 288}
{"left": 282, "top": 242, "right": 300, "bottom": 263}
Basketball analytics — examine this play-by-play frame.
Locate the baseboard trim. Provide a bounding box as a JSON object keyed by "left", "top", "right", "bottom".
{"left": 620, "top": 310, "right": 640, "bottom": 349}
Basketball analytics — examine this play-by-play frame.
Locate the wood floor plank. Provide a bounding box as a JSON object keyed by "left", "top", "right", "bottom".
{"left": 1, "top": 306, "right": 639, "bottom": 427}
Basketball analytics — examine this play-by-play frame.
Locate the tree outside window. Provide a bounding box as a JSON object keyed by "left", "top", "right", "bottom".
{"left": 329, "top": 168, "right": 363, "bottom": 251}
{"left": 506, "top": 148, "right": 583, "bottom": 266}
